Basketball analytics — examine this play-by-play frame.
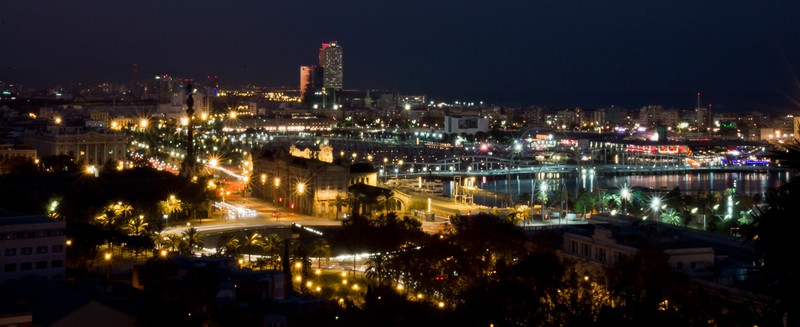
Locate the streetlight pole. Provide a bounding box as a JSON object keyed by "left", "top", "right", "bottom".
{"left": 620, "top": 186, "right": 630, "bottom": 215}
{"left": 651, "top": 197, "right": 661, "bottom": 221}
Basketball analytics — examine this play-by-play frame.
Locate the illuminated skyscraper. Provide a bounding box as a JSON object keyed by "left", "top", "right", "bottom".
{"left": 319, "top": 41, "right": 343, "bottom": 90}
{"left": 300, "top": 66, "right": 311, "bottom": 97}
{"left": 300, "top": 65, "right": 325, "bottom": 105}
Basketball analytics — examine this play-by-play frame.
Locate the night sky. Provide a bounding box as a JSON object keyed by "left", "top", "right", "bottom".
{"left": 2, "top": 1, "right": 800, "bottom": 111}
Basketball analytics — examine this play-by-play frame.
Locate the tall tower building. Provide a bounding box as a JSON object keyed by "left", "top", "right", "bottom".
{"left": 319, "top": 41, "right": 343, "bottom": 90}
{"left": 300, "top": 66, "right": 311, "bottom": 97}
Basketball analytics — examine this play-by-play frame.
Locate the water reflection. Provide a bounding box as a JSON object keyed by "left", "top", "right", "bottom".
{"left": 446, "top": 171, "right": 789, "bottom": 207}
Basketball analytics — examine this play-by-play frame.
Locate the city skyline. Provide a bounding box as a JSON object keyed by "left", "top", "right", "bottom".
{"left": 1, "top": 1, "right": 800, "bottom": 111}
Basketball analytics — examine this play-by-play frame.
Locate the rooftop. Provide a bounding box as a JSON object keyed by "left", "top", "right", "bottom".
{"left": 0, "top": 215, "right": 60, "bottom": 226}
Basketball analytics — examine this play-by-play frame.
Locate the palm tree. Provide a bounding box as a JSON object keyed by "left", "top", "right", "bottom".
{"left": 243, "top": 232, "right": 262, "bottom": 264}
{"left": 574, "top": 189, "right": 595, "bottom": 219}
{"left": 159, "top": 195, "right": 183, "bottom": 226}
{"left": 365, "top": 254, "right": 390, "bottom": 286}
{"left": 215, "top": 234, "right": 240, "bottom": 257}
{"left": 94, "top": 212, "right": 116, "bottom": 231}
{"left": 181, "top": 227, "right": 204, "bottom": 256}
{"left": 95, "top": 201, "right": 132, "bottom": 231}
{"left": 506, "top": 205, "right": 530, "bottom": 225}
{"left": 659, "top": 208, "right": 683, "bottom": 226}
{"left": 602, "top": 192, "right": 621, "bottom": 214}
{"left": 310, "top": 238, "right": 331, "bottom": 268}
{"left": 388, "top": 242, "right": 417, "bottom": 291}
{"left": 113, "top": 202, "right": 134, "bottom": 220}
{"left": 164, "top": 234, "right": 183, "bottom": 252}
{"left": 125, "top": 215, "right": 149, "bottom": 235}
{"left": 379, "top": 188, "right": 395, "bottom": 215}
{"left": 333, "top": 193, "right": 348, "bottom": 220}
{"left": 262, "top": 233, "right": 283, "bottom": 269}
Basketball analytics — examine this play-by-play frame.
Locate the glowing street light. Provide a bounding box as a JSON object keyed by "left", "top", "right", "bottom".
{"left": 620, "top": 185, "right": 631, "bottom": 214}
{"left": 650, "top": 197, "right": 661, "bottom": 220}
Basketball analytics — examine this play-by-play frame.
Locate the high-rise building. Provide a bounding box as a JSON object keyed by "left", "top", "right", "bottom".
{"left": 319, "top": 41, "right": 343, "bottom": 90}
{"left": 300, "top": 65, "right": 326, "bottom": 105}
{"left": 794, "top": 116, "right": 800, "bottom": 141}
{"left": 300, "top": 66, "right": 311, "bottom": 97}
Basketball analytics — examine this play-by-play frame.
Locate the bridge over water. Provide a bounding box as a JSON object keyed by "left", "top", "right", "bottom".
{"left": 381, "top": 154, "right": 788, "bottom": 180}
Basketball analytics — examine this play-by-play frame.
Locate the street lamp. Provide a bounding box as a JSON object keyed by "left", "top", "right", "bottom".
{"left": 274, "top": 177, "right": 282, "bottom": 206}
{"left": 620, "top": 186, "right": 631, "bottom": 214}
{"left": 104, "top": 252, "right": 112, "bottom": 279}
{"left": 396, "top": 159, "right": 403, "bottom": 178}
{"left": 260, "top": 173, "right": 267, "bottom": 197}
{"left": 539, "top": 181, "right": 549, "bottom": 220}
{"left": 295, "top": 182, "right": 306, "bottom": 214}
{"left": 650, "top": 197, "right": 661, "bottom": 221}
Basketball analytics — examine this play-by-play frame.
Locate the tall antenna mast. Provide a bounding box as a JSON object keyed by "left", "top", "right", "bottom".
{"left": 696, "top": 92, "right": 700, "bottom": 109}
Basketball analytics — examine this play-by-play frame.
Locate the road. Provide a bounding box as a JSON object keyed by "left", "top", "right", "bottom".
{"left": 163, "top": 195, "right": 457, "bottom": 236}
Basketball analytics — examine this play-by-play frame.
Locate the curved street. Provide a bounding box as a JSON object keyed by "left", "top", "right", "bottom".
{"left": 162, "top": 192, "right": 478, "bottom": 237}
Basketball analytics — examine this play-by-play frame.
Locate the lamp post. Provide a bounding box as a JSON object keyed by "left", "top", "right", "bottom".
{"left": 259, "top": 173, "right": 267, "bottom": 198}
{"left": 295, "top": 181, "right": 306, "bottom": 215}
{"left": 620, "top": 186, "right": 631, "bottom": 214}
{"left": 274, "top": 177, "right": 282, "bottom": 207}
{"left": 650, "top": 197, "right": 661, "bottom": 221}
{"left": 691, "top": 207, "right": 703, "bottom": 229}
{"left": 104, "top": 252, "right": 112, "bottom": 279}
{"left": 539, "top": 181, "right": 549, "bottom": 220}
{"left": 396, "top": 160, "right": 403, "bottom": 178}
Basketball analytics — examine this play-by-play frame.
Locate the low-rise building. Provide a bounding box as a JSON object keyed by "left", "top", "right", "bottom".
{"left": 0, "top": 215, "right": 67, "bottom": 284}
{"left": 0, "top": 144, "right": 37, "bottom": 162}
{"left": 23, "top": 126, "right": 126, "bottom": 166}
{"left": 251, "top": 145, "right": 377, "bottom": 219}
{"left": 444, "top": 115, "right": 489, "bottom": 135}
{"left": 562, "top": 223, "right": 715, "bottom": 277}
